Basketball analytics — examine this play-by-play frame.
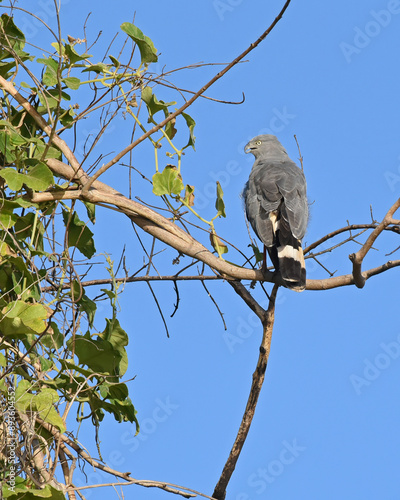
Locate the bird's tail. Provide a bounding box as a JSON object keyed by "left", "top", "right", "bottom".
{"left": 267, "top": 211, "right": 306, "bottom": 292}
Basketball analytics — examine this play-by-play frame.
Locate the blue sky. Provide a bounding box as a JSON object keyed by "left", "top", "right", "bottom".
{"left": 8, "top": 0, "right": 400, "bottom": 499}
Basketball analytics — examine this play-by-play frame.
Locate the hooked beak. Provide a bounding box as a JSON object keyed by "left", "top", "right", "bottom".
{"left": 244, "top": 142, "right": 252, "bottom": 154}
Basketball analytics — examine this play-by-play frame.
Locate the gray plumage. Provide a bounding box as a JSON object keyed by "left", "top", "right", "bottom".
{"left": 242, "top": 134, "right": 308, "bottom": 291}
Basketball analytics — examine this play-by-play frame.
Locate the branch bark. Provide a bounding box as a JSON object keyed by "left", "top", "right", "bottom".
{"left": 212, "top": 283, "right": 279, "bottom": 500}
{"left": 29, "top": 176, "right": 400, "bottom": 292}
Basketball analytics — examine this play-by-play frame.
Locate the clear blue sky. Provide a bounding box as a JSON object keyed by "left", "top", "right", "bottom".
{"left": 10, "top": 1, "right": 400, "bottom": 499}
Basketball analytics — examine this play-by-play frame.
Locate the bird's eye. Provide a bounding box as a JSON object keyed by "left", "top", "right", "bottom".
{"left": 256, "top": 141, "right": 262, "bottom": 145}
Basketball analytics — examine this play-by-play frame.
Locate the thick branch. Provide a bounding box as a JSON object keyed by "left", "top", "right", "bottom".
{"left": 29, "top": 183, "right": 400, "bottom": 291}
{"left": 29, "top": 187, "right": 272, "bottom": 283}
{"left": 212, "top": 283, "right": 279, "bottom": 500}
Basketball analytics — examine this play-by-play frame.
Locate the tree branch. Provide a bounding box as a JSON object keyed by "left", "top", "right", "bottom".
{"left": 212, "top": 283, "right": 279, "bottom": 500}
{"left": 29, "top": 182, "right": 400, "bottom": 292}
{"left": 80, "top": 0, "right": 293, "bottom": 193}
{"left": 34, "top": 417, "right": 207, "bottom": 499}
{"left": 349, "top": 198, "right": 400, "bottom": 288}
{"left": 304, "top": 222, "right": 400, "bottom": 254}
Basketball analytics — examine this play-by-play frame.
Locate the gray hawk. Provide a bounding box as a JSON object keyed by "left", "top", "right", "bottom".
{"left": 242, "top": 134, "right": 308, "bottom": 291}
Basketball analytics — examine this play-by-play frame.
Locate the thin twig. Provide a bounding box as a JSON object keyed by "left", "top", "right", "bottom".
{"left": 146, "top": 281, "right": 170, "bottom": 338}
{"left": 304, "top": 223, "right": 399, "bottom": 254}
{"left": 170, "top": 280, "right": 180, "bottom": 318}
{"left": 200, "top": 280, "right": 227, "bottom": 331}
{"left": 293, "top": 134, "right": 304, "bottom": 171}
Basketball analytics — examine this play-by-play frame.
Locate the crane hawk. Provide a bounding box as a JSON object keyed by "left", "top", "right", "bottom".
{"left": 242, "top": 135, "right": 308, "bottom": 291}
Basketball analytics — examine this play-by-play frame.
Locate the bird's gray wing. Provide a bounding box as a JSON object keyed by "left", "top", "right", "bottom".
{"left": 243, "top": 166, "right": 281, "bottom": 246}
{"left": 244, "top": 160, "right": 308, "bottom": 243}
{"left": 273, "top": 161, "right": 308, "bottom": 239}
{"left": 250, "top": 160, "right": 307, "bottom": 239}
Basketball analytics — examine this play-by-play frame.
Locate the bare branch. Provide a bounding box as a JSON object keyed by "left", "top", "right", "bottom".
{"left": 28, "top": 181, "right": 400, "bottom": 292}
{"left": 212, "top": 284, "right": 279, "bottom": 500}
{"left": 304, "top": 222, "right": 400, "bottom": 254}
{"left": 35, "top": 418, "right": 213, "bottom": 500}
{"left": 72, "top": 480, "right": 218, "bottom": 500}
{"left": 349, "top": 198, "right": 400, "bottom": 288}
{"left": 307, "top": 259, "right": 400, "bottom": 290}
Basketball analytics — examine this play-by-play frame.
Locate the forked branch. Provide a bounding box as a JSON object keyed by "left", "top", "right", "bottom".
{"left": 349, "top": 198, "right": 400, "bottom": 288}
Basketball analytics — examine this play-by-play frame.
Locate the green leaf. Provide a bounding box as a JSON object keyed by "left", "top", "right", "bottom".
{"left": 64, "top": 43, "right": 92, "bottom": 64}
{"left": 215, "top": 181, "right": 226, "bottom": 218}
{"left": 0, "top": 167, "right": 24, "bottom": 190}
{"left": 62, "top": 209, "right": 96, "bottom": 259}
{"left": 121, "top": 22, "right": 158, "bottom": 64}
{"left": 15, "top": 385, "right": 66, "bottom": 434}
{"left": 31, "top": 140, "right": 61, "bottom": 160}
{"left": 83, "top": 200, "right": 96, "bottom": 223}
{"left": 0, "top": 163, "right": 54, "bottom": 192}
{"left": 2, "top": 481, "right": 66, "bottom": 499}
{"left": 14, "top": 211, "right": 45, "bottom": 251}
{"left": 210, "top": 232, "right": 228, "bottom": 255}
{"left": 14, "top": 379, "right": 31, "bottom": 402}
{"left": 41, "top": 321, "right": 64, "bottom": 349}
{"left": 51, "top": 41, "right": 65, "bottom": 56}
{"left": 1, "top": 301, "right": 48, "bottom": 336}
{"left": 0, "top": 199, "right": 18, "bottom": 228}
{"left": 37, "top": 56, "right": 59, "bottom": 87}
{"left": 37, "top": 88, "right": 71, "bottom": 110}
{"left": 152, "top": 165, "right": 184, "bottom": 196}
{"left": 0, "top": 14, "right": 25, "bottom": 56}
{"left": 59, "top": 107, "right": 75, "bottom": 128}
{"left": 0, "top": 130, "right": 17, "bottom": 163}
{"left": 62, "top": 76, "right": 80, "bottom": 90}
{"left": 25, "top": 162, "right": 54, "bottom": 191}
{"left": 99, "top": 381, "right": 129, "bottom": 401}
{"left": 102, "top": 318, "right": 129, "bottom": 376}
{"left": 80, "top": 294, "right": 97, "bottom": 328}
{"left": 182, "top": 112, "right": 196, "bottom": 150}
{"left": 141, "top": 86, "right": 176, "bottom": 118}
{"left": 82, "top": 62, "right": 109, "bottom": 74}
{"left": 35, "top": 388, "right": 66, "bottom": 432}
{"left": 108, "top": 55, "right": 120, "bottom": 69}
{"left": 251, "top": 244, "right": 264, "bottom": 264}
{"left": 70, "top": 332, "right": 123, "bottom": 376}
{"left": 0, "top": 255, "right": 41, "bottom": 301}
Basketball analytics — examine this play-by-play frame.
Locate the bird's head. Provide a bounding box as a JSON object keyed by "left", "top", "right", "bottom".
{"left": 244, "top": 134, "right": 287, "bottom": 159}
